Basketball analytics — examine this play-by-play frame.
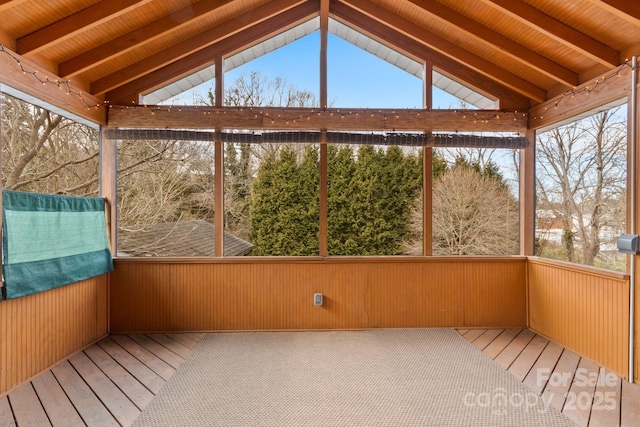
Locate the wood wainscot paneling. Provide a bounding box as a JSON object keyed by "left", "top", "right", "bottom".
{"left": 0, "top": 275, "right": 109, "bottom": 396}
{"left": 528, "top": 257, "right": 630, "bottom": 378}
{"left": 109, "top": 257, "right": 527, "bottom": 333}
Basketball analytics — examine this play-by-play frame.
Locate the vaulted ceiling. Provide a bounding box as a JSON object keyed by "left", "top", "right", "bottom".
{"left": 0, "top": 0, "right": 638, "bottom": 110}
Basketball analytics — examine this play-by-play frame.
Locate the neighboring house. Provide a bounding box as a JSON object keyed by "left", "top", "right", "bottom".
{"left": 118, "top": 220, "right": 254, "bottom": 257}
{"left": 535, "top": 210, "right": 624, "bottom": 251}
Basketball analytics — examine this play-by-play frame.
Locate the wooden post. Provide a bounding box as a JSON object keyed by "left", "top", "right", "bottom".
{"left": 320, "top": 0, "right": 329, "bottom": 109}
{"left": 320, "top": 132, "right": 328, "bottom": 256}
{"left": 519, "top": 129, "right": 536, "bottom": 256}
{"left": 423, "top": 61, "right": 433, "bottom": 256}
{"left": 100, "top": 128, "right": 118, "bottom": 256}
{"left": 214, "top": 56, "right": 224, "bottom": 257}
{"left": 629, "top": 56, "right": 639, "bottom": 383}
{"left": 319, "top": 0, "right": 329, "bottom": 256}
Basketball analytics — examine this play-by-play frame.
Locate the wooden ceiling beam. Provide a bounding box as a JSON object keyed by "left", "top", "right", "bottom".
{"left": 91, "top": 0, "right": 307, "bottom": 96}
{"left": 330, "top": 3, "right": 531, "bottom": 109}
{"left": 337, "top": 0, "right": 546, "bottom": 102}
{"left": 588, "top": 0, "right": 640, "bottom": 26}
{"left": 59, "top": 0, "right": 235, "bottom": 79}
{"left": 405, "top": 0, "right": 578, "bottom": 88}
{"left": 0, "top": 46, "right": 105, "bottom": 124}
{"left": 16, "top": 0, "right": 154, "bottom": 56}
{"left": 479, "top": 0, "right": 620, "bottom": 67}
{"left": 0, "top": 0, "right": 27, "bottom": 13}
{"left": 105, "top": 1, "right": 319, "bottom": 104}
{"left": 107, "top": 105, "right": 528, "bottom": 133}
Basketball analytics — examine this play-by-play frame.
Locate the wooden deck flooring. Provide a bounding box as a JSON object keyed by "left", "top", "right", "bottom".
{"left": 459, "top": 329, "right": 640, "bottom": 427}
{"left": 0, "top": 333, "right": 206, "bottom": 427}
{"left": 1, "top": 329, "right": 639, "bottom": 426}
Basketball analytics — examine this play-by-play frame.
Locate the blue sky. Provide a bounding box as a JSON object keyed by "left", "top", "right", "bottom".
{"left": 207, "top": 32, "right": 462, "bottom": 109}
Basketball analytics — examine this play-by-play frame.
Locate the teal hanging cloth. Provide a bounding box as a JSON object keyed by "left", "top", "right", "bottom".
{"left": 2, "top": 190, "right": 114, "bottom": 300}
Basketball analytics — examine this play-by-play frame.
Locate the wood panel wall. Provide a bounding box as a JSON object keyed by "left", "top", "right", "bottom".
{"left": 0, "top": 275, "right": 109, "bottom": 396}
{"left": 109, "top": 257, "right": 527, "bottom": 333}
{"left": 528, "top": 257, "right": 630, "bottom": 378}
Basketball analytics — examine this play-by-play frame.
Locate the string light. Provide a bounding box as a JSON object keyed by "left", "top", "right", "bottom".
{"left": 531, "top": 60, "right": 636, "bottom": 120}
{"left": 0, "top": 44, "right": 107, "bottom": 110}
{"left": 108, "top": 104, "right": 529, "bottom": 126}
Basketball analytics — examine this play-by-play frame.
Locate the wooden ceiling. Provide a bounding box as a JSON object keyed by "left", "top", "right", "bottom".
{"left": 0, "top": 0, "right": 639, "bottom": 110}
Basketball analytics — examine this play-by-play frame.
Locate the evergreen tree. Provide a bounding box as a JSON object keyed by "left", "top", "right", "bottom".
{"left": 250, "top": 145, "right": 319, "bottom": 255}
{"left": 328, "top": 145, "right": 422, "bottom": 255}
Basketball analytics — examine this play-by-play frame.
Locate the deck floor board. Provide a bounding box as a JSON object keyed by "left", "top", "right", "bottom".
{"left": 146, "top": 334, "right": 193, "bottom": 359}
{"left": 470, "top": 329, "right": 504, "bottom": 350}
{"left": 97, "top": 338, "right": 166, "bottom": 393}
{"left": 84, "top": 344, "right": 155, "bottom": 411}
{"left": 128, "top": 334, "right": 185, "bottom": 369}
{"left": 8, "top": 383, "right": 51, "bottom": 427}
{"left": 109, "top": 335, "right": 176, "bottom": 381}
{"left": 494, "top": 329, "right": 536, "bottom": 369}
{"left": 482, "top": 328, "right": 522, "bottom": 359}
{"left": 508, "top": 334, "right": 549, "bottom": 381}
{"left": 32, "top": 371, "right": 85, "bottom": 427}
{"left": 523, "top": 340, "right": 564, "bottom": 394}
{"left": 588, "top": 368, "right": 622, "bottom": 427}
{"left": 68, "top": 352, "right": 141, "bottom": 427}
{"left": 0, "top": 396, "right": 14, "bottom": 427}
{"left": 621, "top": 378, "right": 640, "bottom": 427}
{"left": 165, "top": 333, "right": 200, "bottom": 350}
{"left": 51, "top": 361, "right": 119, "bottom": 427}
{"left": 562, "top": 358, "right": 600, "bottom": 426}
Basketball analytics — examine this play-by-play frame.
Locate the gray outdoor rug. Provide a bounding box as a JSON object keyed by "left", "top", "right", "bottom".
{"left": 132, "top": 329, "right": 576, "bottom": 426}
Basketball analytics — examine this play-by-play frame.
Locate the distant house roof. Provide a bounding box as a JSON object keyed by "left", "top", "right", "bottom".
{"left": 118, "top": 220, "right": 253, "bottom": 257}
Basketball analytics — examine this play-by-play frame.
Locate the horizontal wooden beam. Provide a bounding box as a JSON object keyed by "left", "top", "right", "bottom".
{"left": 528, "top": 62, "right": 632, "bottom": 130}
{"left": 337, "top": 0, "right": 547, "bottom": 103}
{"left": 480, "top": 0, "right": 620, "bottom": 68}
{"left": 59, "top": 0, "right": 235, "bottom": 79}
{"left": 17, "top": 0, "right": 154, "bottom": 56}
{"left": 405, "top": 0, "right": 578, "bottom": 88}
{"left": 106, "top": 105, "right": 528, "bottom": 133}
{"left": 91, "top": 0, "right": 306, "bottom": 96}
{"left": 105, "top": 1, "right": 319, "bottom": 104}
{"left": 0, "top": 46, "right": 105, "bottom": 125}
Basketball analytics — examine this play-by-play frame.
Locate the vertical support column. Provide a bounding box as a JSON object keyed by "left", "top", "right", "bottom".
{"left": 319, "top": 0, "right": 329, "bottom": 256}
{"left": 320, "top": 132, "right": 328, "bottom": 256}
{"left": 320, "top": 0, "right": 329, "bottom": 109}
{"left": 423, "top": 62, "right": 433, "bottom": 256}
{"left": 100, "top": 127, "right": 118, "bottom": 255}
{"left": 519, "top": 129, "right": 536, "bottom": 256}
{"left": 214, "top": 56, "right": 224, "bottom": 257}
{"left": 629, "top": 56, "right": 638, "bottom": 383}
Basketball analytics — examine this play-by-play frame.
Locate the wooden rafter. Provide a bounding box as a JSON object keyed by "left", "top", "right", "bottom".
{"left": 479, "top": 0, "right": 620, "bottom": 67}
{"left": 16, "top": 0, "right": 154, "bottom": 56}
{"left": 91, "top": 0, "right": 307, "bottom": 95}
{"left": 405, "top": 0, "right": 578, "bottom": 87}
{"left": 0, "top": 0, "right": 26, "bottom": 13}
{"left": 335, "top": 0, "right": 546, "bottom": 102}
{"left": 588, "top": 0, "right": 640, "bottom": 26}
{"left": 105, "top": 1, "right": 319, "bottom": 104}
{"left": 59, "top": 0, "right": 236, "bottom": 79}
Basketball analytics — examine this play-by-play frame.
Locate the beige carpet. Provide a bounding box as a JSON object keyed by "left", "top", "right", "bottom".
{"left": 132, "top": 329, "right": 576, "bottom": 426}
